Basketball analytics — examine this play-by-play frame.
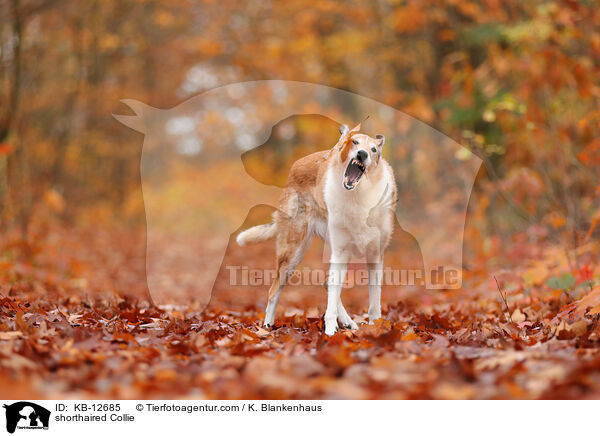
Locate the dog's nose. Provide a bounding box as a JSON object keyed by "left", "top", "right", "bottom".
{"left": 356, "top": 150, "right": 368, "bottom": 162}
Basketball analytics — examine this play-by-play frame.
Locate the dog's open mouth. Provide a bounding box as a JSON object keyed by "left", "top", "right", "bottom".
{"left": 343, "top": 158, "right": 366, "bottom": 190}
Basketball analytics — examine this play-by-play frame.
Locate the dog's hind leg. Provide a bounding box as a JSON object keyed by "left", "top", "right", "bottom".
{"left": 264, "top": 276, "right": 284, "bottom": 328}
{"left": 264, "top": 228, "right": 312, "bottom": 328}
{"left": 366, "top": 223, "right": 390, "bottom": 324}
{"left": 367, "top": 258, "right": 384, "bottom": 324}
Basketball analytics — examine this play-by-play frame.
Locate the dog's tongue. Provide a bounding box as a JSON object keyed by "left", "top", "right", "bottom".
{"left": 347, "top": 163, "right": 362, "bottom": 184}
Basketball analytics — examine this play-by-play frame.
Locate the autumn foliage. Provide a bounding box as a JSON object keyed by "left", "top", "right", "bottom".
{"left": 1, "top": 0, "right": 600, "bottom": 399}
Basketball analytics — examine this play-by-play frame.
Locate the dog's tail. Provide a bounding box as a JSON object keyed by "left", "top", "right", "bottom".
{"left": 236, "top": 222, "right": 277, "bottom": 246}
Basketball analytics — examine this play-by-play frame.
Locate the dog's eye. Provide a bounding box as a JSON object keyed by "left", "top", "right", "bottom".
{"left": 371, "top": 147, "right": 377, "bottom": 153}
{"left": 352, "top": 139, "right": 359, "bottom": 145}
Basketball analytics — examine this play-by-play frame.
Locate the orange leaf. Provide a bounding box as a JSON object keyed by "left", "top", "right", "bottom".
{"left": 0, "top": 143, "right": 14, "bottom": 156}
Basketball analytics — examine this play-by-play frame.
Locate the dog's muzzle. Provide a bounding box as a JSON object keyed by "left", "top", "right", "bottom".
{"left": 343, "top": 155, "right": 366, "bottom": 190}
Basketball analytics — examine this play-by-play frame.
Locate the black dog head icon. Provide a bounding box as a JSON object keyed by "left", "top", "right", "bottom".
{"left": 3, "top": 402, "right": 50, "bottom": 434}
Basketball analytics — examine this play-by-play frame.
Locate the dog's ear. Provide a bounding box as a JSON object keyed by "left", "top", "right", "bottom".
{"left": 376, "top": 134, "right": 385, "bottom": 147}
{"left": 339, "top": 124, "right": 350, "bottom": 137}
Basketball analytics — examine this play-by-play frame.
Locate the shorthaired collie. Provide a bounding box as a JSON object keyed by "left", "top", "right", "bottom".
{"left": 237, "top": 121, "right": 396, "bottom": 335}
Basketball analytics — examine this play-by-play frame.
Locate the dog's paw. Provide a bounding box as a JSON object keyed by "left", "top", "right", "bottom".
{"left": 324, "top": 325, "right": 338, "bottom": 336}
{"left": 339, "top": 317, "right": 358, "bottom": 330}
{"left": 368, "top": 310, "right": 382, "bottom": 325}
{"left": 342, "top": 319, "right": 358, "bottom": 330}
{"left": 324, "top": 317, "right": 339, "bottom": 336}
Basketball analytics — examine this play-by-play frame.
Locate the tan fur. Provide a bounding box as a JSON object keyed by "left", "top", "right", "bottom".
{"left": 237, "top": 122, "right": 397, "bottom": 329}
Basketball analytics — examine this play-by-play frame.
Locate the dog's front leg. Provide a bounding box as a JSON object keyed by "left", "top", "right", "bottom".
{"left": 325, "top": 253, "right": 349, "bottom": 335}
{"left": 367, "top": 260, "right": 383, "bottom": 324}
{"left": 337, "top": 299, "right": 358, "bottom": 330}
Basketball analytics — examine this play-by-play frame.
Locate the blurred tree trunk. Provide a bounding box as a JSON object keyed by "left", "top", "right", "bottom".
{"left": 9, "top": 0, "right": 31, "bottom": 241}
{"left": 0, "top": 0, "right": 23, "bottom": 229}
{"left": 0, "top": 11, "right": 6, "bottom": 224}
{"left": 14, "top": 128, "right": 31, "bottom": 241}
{"left": 51, "top": 13, "right": 83, "bottom": 199}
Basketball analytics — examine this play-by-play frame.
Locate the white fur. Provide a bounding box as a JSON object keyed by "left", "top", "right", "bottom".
{"left": 236, "top": 223, "right": 276, "bottom": 246}
{"left": 236, "top": 130, "right": 395, "bottom": 335}
{"left": 322, "top": 158, "right": 395, "bottom": 335}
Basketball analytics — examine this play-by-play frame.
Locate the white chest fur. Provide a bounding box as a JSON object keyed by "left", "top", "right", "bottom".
{"left": 323, "top": 164, "right": 394, "bottom": 258}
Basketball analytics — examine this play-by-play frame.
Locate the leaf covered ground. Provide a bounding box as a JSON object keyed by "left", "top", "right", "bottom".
{"left": 2, "top": 222, "right": 600, "bottom": 400}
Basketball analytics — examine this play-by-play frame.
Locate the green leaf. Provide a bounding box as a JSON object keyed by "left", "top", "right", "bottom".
{"left": 546, "top": 273, "right": 576, "bottom": 290}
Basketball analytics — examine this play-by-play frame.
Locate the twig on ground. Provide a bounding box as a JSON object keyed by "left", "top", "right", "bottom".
{"left": 494, "top": 276, "right": 513, "bottom": 323}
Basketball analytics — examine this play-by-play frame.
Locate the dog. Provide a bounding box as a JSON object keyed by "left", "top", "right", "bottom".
{"left": 236, "top": 121, "right": 397, "bottom": 335}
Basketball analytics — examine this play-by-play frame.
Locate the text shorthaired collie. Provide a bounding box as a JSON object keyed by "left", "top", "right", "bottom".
{"left": 237, "top": 121, "right": 396, "bottom": 335}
